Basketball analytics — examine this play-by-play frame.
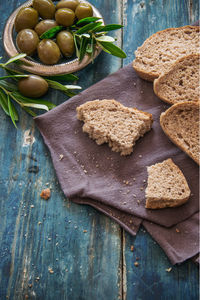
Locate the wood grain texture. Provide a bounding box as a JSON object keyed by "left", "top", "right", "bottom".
{"left": 0, "top": 0, "right": 199, "bottom": 300}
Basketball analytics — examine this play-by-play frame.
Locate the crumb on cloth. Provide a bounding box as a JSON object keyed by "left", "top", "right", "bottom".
{"left": 40, "top": 188, "right": 51, "bottom": 200}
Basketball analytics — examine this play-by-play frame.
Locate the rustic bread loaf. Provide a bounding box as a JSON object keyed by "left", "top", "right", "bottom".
{"left": 160, "top": 101, "right": 199, "bottom": 164}
{"left": 132, "top": 26, "right": 200, "bottom": 81}
{"left": 153, "top": 54, "right": 200, "bottom": 104}
{"left": 145, "top": 158, "right": 191, "bottom": 209}
{"left": 76, "top": 99, "right": 153, "bottom": 156}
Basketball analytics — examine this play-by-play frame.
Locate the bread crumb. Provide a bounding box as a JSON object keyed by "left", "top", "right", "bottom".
{"left": 25, "top": 295, "right": 29, "bottom": 299}
{"left": 83, "top": 230, "right": 87, "bottom": 233}
{"left": 59, "top": 154, "right": 64, "bottom": 161}
{"left": 38, "top": 221, "right": 42, "bottom": 225}
{"left": 166, "top": 267, "right": 172, "bottom": 272}
{"left": 140, "top": 187, "right": 144, "bottom": 191}
{"left": 130, "top": 245, "right": 134, "bottom": 252}
{"left": 30, "top": 205, "right": 34, "bottom": 208}
{"left": 139, "top": 155, "right": 142, "bottom": 158}
{"left": 48, "top": 267, "right": 54, "bottom": 274}
{"left": 134, "top": 262, "right": 139, "bottom": 267}
{"left": 40, "top": 188, "right": 51, "bottom": 200}
{"left": 176, "top": 228, "right": 180, "bottom": 233}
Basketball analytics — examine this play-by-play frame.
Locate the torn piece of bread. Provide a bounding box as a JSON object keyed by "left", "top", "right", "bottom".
{"left": 76, "top": 99, "right": 153, "bottom": 156}
{"left": 145, "top": 158, "right": 191, "bottom": 209}
{"left": 132, "top": 26, "right": 200, "bottom": 81}
{"left": 153, "top": 54, "right": 200, "bottom": 104}
{"left": 160, "top": 101, "right": 199, "bottom": 164}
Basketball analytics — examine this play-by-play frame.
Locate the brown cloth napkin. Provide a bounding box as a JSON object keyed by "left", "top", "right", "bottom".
{"left": 35, "top": 63, "right": 199, "bottom": 265}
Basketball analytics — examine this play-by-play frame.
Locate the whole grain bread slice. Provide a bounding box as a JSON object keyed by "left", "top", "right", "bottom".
{"left": 160, "top": 101, "right": 199, "bottom": 164}
{"left": 153, "top": 54, "right": 200, "bottom": 104}
{"left": 76, "top": 99, "right": 153, "bottom": 156}
{"left": 145, "top": 158, "right": 191, "bottom": 209}
{"left": 132, "top": 26, "right": 200, "bottom": 81}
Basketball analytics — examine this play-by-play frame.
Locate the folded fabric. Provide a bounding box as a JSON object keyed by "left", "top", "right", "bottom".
{"left": 35, "top": 63, "right": 199, "bottom": 264}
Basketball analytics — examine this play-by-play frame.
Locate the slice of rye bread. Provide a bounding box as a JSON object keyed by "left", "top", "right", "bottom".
{"left": 153, "top": 54, "right": 200, "bottom": 104}
{"left": 76, "top": 99, "right": 153, "bottom": 156}
{"left": 132, "top": 26, "right": 199, "bottom": 81}
{"left": 160, "top": 101, "right": 199, "bottom": 164}
{"left": 145, "top": 158, "right": 191, "bottom": 209}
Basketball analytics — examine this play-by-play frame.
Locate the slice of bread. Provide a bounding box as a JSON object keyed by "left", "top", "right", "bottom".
{"left": 76, "top": 99, "right": 153, "bottom": 156}
{"left": 132, "top": 26, "right": 200, "bottom": 81}
{"left": 160, "top": 101, "right": 199, "bottom": 164}
{"left": 154, "top": 54, "right": 200, "bottom": 104}
{"left": 145, "top": 158, "right": 191, "bottom": 209}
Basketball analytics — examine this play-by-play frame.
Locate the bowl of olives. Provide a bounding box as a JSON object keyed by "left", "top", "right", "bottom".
{"left": 3, "top": 0, "right": 105, "bottom": 76}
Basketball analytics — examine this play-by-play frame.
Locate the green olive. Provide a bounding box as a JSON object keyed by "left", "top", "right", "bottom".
{"left": 33, "top": 0, "right": 56, "bottom": 19}
{"left": 35, "top": 19, "right": 58, "bottom": 36}
{"left": 37, "top": 39, "right": 61, "bottom": 65}
{"left": 75, "top": 3, "right": 93, "bottom": 20}
{"left": 14, "top": 7, "right": 39, "bottom": 32}
{"left": 55, "top": 8, "right": 75, "bottom": 27}
{"left": 18, "top": 75, "right": 49, "bottom": 98}
{"left": 16, "top": 29, "right": 39, "bottom": 56}
{"left": 56, "top": 31, "right": 75, "bottom": 57}
{"left": 56, "top": 0, "right": 79, "bottom": 11}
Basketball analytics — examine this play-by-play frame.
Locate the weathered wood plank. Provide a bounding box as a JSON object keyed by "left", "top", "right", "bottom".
{"left": 0, "top": 0, "right": 123, "bottom": 299}
{"left": 122, "top": 0, "right": 199, "bottom": 299}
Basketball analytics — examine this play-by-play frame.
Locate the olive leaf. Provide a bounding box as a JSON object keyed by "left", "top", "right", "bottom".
{"left": 0, "top": 89, "right": 10, "bottom": 116}
{"left": 0, "top": 75, "right": 29, "bottom": 80}
{"left": 97, "top": 41, "right": 127, "bottom": 58}
{"left": 22, "top": 103, "right": 49, "bottom": 111}
{"left": 79, "top": 36, "right": 90, "bottom": 62}
{"left": 46, "top": 79, "right": 76, "bottom": 97}
{"left": 76, "top": 17, "right": 101, "bottom": 26}
{"left": 75, "top": 22, "right": 102, "bottom": 34}
{"left": 95, "top": 24, "right": 123, "bottom": 32}
{"left": 10, "top": 91, "right": 56, "bottom": 110}
{"left": 40, "top": 26, "right": 64, "bottom": 39}
{"left": 96, "top": 36, "right": 115, "bottom": 42}
{"left": 73, "top": 34, "right": 80, "bottom": 58}
{"left": 65, "top": 85, "right": 82, "bottom": 89}
{"left": 0, "top": 80, "right": 18, "bottom": 92}
{"left": 8, "top": 96, "right": 18, "bottom": 127}
{"left": 3, "top": 53, "right": 27, "bottom": 66}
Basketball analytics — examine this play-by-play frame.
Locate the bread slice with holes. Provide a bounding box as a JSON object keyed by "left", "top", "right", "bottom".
{"left": 132, "top": 26, "right": 200, "bottom": 81}
{"left": 160, "top": 101, "right": 199, "bottom": 164}
{"left": 76, "top": 99, "right": 153, "bottom": 156}
{"left": 145, "top": 158, "right": 191, "bottom": 209}
{"left": 153, "top": 54, "right": 200, "bottom": 104}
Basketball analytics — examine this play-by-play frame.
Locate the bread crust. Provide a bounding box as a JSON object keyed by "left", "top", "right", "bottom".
{"left": 153, "top": 54, "right": 200, "bottom": 104}
{"left": 133, "top": 26, "right": 200, "bottom": 81}
{"left": 160, "top": 102, "right": 200, "bottom": 164}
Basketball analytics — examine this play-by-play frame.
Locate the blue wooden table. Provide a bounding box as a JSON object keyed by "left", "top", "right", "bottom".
{"left": 0, "top": 1, "right": 199, "bottom": 299}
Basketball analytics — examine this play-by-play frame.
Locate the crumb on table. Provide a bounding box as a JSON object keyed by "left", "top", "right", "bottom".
{"left": 40, "top": 188, "right": 51, "bottom": 200}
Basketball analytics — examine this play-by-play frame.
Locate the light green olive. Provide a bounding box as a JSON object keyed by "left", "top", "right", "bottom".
{"left": 37, "top": 39, "right": 61, "bottom": 65}
{"left": 16, "top": 29, "right": 39, "bottom": 56}
{"left": 56, "top": 0, "right": 79, "bottom": 11}
{"left": 55, "top": 8, "right": 75, "bottom": 27}
{"left": 14, "top": 7, "right": 39, "bottom": 32}
{"left": 75, "top": 3, "right": 93, "bottom": 20}
{"left": 56, "top": 31, "right": 75, "bottom": 57}
{"left": 35, "top": 19, "right": 58, "bottom": 36}
{"left": 18, "top": 75, "right": 49, "bottom": 98}
{"left": 33, "top": 0, "right": 56, "bottom": 19}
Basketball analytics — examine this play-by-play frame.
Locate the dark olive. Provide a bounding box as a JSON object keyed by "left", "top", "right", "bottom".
{"left": 56, "top": 31, "right": 75, "bottom": 57}
{"left": 33, "top": 0, "right": 56, "bottom": 19}
{"left": 16, "top": 29, "right": 39, "bottom": 56}
{"left": 18, "top": 75, "right": 49, "bottom": 98}
{"left": 14, "top": 7, "right": 39, "bottom": 32}
{"left": 35, "top": 19, "right": 58, "bottom": 36}
{"left": 55, "top": 8, "right": 75, "bottom": 27}
{"left": 56, "top": 0, "right": 79, "bottom": 11}
{"left": 37, "top": 39, "right": 61, "bottom": 65}
{"left": 75, "top": 3, "right": 93, "bottom": 20}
